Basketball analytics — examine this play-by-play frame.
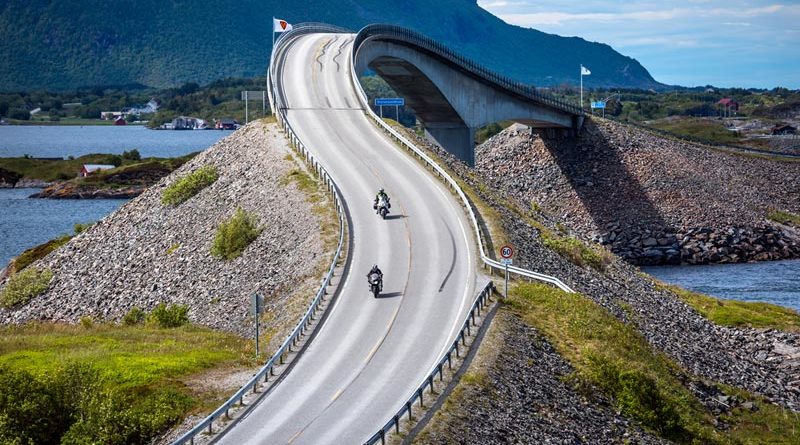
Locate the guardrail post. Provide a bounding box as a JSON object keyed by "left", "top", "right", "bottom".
{"left": 394, "top": 415, "right": 400, "bottom": 433}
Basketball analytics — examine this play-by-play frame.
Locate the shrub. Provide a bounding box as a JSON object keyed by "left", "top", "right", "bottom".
{"left": 122, "top": 307, "right": 145, "bottom": 325}
{"left": 161, "top": 165, "right": 218, "bottom": 206}
{"left": 0, "top": 268, "right": 53, "bottom": 308}
{"left": 122, "top": 149, "right": 141, "bottom": 161}
{"left": 586, "top": 355, "right": 686, "bottom": 439}
{"left": 210, "top": 208, "right": 263, "bottom": 260}
{"left": 148, "top": 303, "right": 189, "bottom": 328}
{"left": 0, "top": 365, "right": 67, "bottom": 444}
{"left": 0, "top": 362, "right": 190, "bottom": 445}
{"left": 79, "top": 317, "right": 94, "bottom": 329}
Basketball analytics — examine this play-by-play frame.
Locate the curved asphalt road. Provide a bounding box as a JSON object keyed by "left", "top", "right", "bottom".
{"left": 218, "top": 33, "right": 478, "bottom": 445}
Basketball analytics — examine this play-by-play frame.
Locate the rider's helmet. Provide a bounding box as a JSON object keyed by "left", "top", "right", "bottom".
{"left": 379, "top": 188, "right": 384, "bottom": 194}
{"left": 372, "top": 264, "right": 378, "bottom": 271}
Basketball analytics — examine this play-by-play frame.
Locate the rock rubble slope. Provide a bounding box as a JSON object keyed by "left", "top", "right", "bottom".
{"left": 478, "top": 119, "right": 800, "bottom": 265}
{"left": 420, "top": 312, "right": 669, "bottom": 444}
{"left": 396, "top": 125, "right": 800, "bottom": 425}
{"left": 0, "top": 121, "right": 328, "bottom": 337}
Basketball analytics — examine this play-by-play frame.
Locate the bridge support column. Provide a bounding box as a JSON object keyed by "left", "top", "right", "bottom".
{"left": 424, "top": 124, "right": 475, "bottom": 166}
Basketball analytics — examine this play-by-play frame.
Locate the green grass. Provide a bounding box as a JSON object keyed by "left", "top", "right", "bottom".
{"left": 0, "top": 322, "right": 252, "bottom": 444}
{"left": 9, "top": 223, "right": 93, "bottom": 275}
{"left": 0, "top": 268, "right": 53, "bottom": 308}
{"left": 768, "top": 210, "right": 800, "bottom": 227}
{"left": 661, "top": 283, "right": 800, "bottom": 332}
{"left": 161, "top": 164, "right": 218, "bottom": 206}
{"left": 0, "top": 153, "right": 196, "bottom": 183}
{"left": 648, "top": 117, "right": 742, "bottom": 145}
{"left": 541, "top": 233, "right": 611, "bottom": 271}
{"left": 508, "top": 282, "right": 711, "bottom": 442}
{"left": 210, "top": 208, "right": 263, "bottom": 260}
{"left": 508, "top": 282, "right": 800, "bottom": 443}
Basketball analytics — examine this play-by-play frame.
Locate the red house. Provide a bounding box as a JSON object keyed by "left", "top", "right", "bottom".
{"left": 718, "top": 98, "right": 739, "bottom": 110}
{"left": 114, "top": 116, "right": 127, "bottom": 125}
{"left": 80, "top": 164, "right": 115, "bottom": 177}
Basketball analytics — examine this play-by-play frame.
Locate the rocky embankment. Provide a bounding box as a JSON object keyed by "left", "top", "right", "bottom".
{"left": 477, "top": 119, "right": 800, "bottom": 265}
{"left": 420, "top": 312, "right": 669, "bottom": 444}
{"left": 0, "top": 121, "right": 330, "bottom": 338}
{"left": 28, "top": 182, "right": 145, "bottom": 198}
{"left": 395, "top": 126, "right": 800, "bottom": 442}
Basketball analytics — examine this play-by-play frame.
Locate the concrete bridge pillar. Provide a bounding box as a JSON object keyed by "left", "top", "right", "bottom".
{"left": 424, "top": 123, "right": 475, "bottom": 166}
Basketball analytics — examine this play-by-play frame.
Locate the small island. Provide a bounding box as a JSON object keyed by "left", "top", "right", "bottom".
{"left": 0, "top": 150, "right": 197, "bottom": 199}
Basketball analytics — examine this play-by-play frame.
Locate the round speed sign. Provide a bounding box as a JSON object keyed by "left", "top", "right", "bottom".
{"left": 500, "top": 245, "right": 513, "bottom": 259}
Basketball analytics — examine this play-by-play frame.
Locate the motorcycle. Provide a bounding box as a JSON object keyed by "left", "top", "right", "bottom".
{"left": 375, "top": 196, "right": 390, "bottom": 220}
{"left": 368, "top": 272, "right": 383, "bottom": 298}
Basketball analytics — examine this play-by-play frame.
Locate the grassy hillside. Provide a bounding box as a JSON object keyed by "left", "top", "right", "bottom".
{"left": 0, "top": 0, "right": 658, "bottom": 91}
{"left": 0, "top": 321, "right": 254, "bottom": 444}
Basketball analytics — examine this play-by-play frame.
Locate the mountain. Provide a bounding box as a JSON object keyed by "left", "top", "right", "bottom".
{"left": 0, "top": 0, "right": 661, "bottom": 91}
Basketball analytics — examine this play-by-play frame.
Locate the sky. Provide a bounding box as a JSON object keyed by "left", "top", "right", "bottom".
{"left": 476, "top": 0, "right": 800, "bottom": 89}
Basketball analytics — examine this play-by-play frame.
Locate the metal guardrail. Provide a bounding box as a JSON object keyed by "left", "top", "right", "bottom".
{"left": 352, "top": 24, "right": 584, "bottom": 117}
{"left": 171, "top": 24, "right": 350, "bottom": 445}
{"left": 364, "top": 281, "right": 496, "bottom": 445}
{"left": 348, "top": 39, "right": 575, "bottom": 293}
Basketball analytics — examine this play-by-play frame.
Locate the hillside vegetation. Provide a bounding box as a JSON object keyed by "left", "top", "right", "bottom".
{"left": 0, "top": 0, "right": 657, "bottom": 91}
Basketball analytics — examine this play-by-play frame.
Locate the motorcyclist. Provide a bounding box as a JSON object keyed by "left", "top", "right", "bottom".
{"left": 373, "top": 188, "right": 390, "bottom": 211}
{"left": 366, "top": 264, "right": 383, "bottom": 290}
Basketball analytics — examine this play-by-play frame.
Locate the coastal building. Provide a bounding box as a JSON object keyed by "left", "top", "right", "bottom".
{"left": 717, "top": 98, "right": 739, "bottom": 117}
{"left": 171, "top": 116, "right": 207, "bottom": 130}
{"left": 771, "top": 124, "right": 797, "bottom": 135}
{"left": 216, "top": 118, "right": 238, "bottom": 130}
{"left": 101, "top": 111, "right": 123, "bottom": 120}
{"left": 114, "top": 116, "right": 127, "bottom": 126}
{"left": 80, "top": 164, "right": 115, "bottom": 177}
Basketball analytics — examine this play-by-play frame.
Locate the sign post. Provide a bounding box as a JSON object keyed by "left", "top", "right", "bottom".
{"left": 590, "top": 101, "right": 606, "bottom": 117}
{"left": 375, "top": 98, "right": 404, "bottom": 121}
{"left": 241, "top": 91, "right": 268, "bottom": 124}
{"left": 250, "top": 293, "right": 264, "bottom": 357}
{"left": 500, "top": 245, "right": 514, "bottom": 298}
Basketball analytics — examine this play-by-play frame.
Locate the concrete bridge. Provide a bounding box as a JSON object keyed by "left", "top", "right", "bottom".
{"left": 352, "top": 25, "right": 585, "bottom": 166}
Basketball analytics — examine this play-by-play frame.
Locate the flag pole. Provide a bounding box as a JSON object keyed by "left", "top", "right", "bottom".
{"left": 272, "top": 17, "right": 275, "bottom": 49}
{"left": 580, "top": 65, "right": 583, "bottom": 111}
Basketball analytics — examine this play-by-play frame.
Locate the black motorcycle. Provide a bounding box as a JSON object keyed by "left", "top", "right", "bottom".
{"left": 368, "top": 272, "right": 383, "bottom": 298}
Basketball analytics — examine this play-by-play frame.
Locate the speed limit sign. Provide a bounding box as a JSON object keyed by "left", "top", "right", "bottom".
{"left": 500, "top": 245, "right": 513, "bottom": 259}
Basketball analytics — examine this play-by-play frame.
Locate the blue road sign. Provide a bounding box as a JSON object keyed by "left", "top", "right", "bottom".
{"left": 375, "top": 98, "right": 404, "bottom": 106}
{"left": 591, "top": 101, "right": 606, "bottom": 109}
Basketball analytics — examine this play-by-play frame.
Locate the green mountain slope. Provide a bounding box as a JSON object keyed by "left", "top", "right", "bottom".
{"left": 0, "top": 0, "right": 660, "bottom": 91}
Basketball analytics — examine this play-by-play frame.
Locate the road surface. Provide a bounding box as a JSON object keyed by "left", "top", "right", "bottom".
{"left": 218, "top": 32, "right": 478, "bottom": 445}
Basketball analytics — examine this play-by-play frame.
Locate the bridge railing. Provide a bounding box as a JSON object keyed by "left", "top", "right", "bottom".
{"left": 170, "top": 24, "right": 351, "bottom": 445}
{"left": 363, "top": 281, "right": 496, "bottom": 445}
{"left": 352, "top": 24, "right": 584, "bottom": 117}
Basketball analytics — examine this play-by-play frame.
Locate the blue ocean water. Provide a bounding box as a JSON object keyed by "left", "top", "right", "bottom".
{"left": 0, "top": 188, "right": 127, "bottom": 266}
{"left": 0, "top": 125, "right": 228, "bottom": 158}
{"left": 644, "top": 260, "right": 800, "bottom": 312}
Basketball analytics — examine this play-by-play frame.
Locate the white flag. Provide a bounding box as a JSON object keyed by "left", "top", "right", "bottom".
{"left": 581, "top": 65, "right": 591, "bottom": 76}
{"left": 273, "top": 18, "right": 293, "bottom": 33}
